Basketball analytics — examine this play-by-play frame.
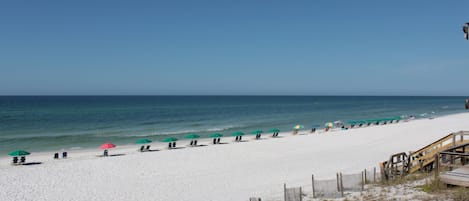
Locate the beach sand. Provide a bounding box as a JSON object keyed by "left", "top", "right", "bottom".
{"left": 1, "top": 112, "right": 469, "bottom": 201}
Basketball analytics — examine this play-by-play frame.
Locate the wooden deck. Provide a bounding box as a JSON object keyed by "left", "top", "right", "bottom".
{"left": 440, "top": 165, "right": 469, "bottom": 187}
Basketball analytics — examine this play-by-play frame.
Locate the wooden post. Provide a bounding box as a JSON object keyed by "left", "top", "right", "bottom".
{"left": 336, "top": 173, "right": 340, "bottom": 191}
{"left": 340, "top": 173, "right": 344, "bottom": 197}
{"left": 373, "top": 167, "right": 376, "bottom": 183}
{"left": 284, "top": 183, "right": 286, "bottom": 201}
{"left": 450, "top": 153, "right": 455, "bottom": 171}
{"left": 463, "top": 146, "right": 466, "bottom": 165}
{"left": 311, "top": 174, "right": 315, "bottom": 198}
{"left": 361, "top": 171, "right": 364, "bottom": 191}
{"left": 453, "top": 133, "right": 456, "bottom": 146}
{"left": 434, "top": 154, "right": 439, "bottom": 178}
{"left": 364, "top": 169, "right": 367, "bottom": 184}
{"left": 299, "top": 187, "right": 302, "bottom": 201}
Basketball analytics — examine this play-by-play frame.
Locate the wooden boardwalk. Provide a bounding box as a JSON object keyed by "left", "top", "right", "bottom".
{"left": 440, "top": 165, "right": 469, "bottom": 187}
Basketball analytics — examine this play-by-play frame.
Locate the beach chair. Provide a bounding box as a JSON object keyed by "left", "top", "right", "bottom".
{"left": 54, "top": 153, "right": 59, "bottom": 159}
{"left": 62, "top": 151, "right": 67, "bottom": 158}
{"left": 168, "top": 143, "right": 172, "bottom": 149}
{"left": 194, "top": 140, "right": 197, "bottom": 146}
{"left": 139, "top": 145, "right": 145, "bottom": 152}
{"left": 12, "top": 157, "right": 18, "bottom": 165}
{"left": 217, "top": 138, "right": 220, "bottom": 143}
{"left": 213, "top": 138, "right": 217, "bottom": 144}
{"left": 172, "top": 142, "right": 176, "bottom": 148}
{"left": 20, "top": 156, "right": 26, "bottom": 164}
{"left": 145, "top": 145, "right": 151, "bottom": 151}
{"left": 190, "top": 140, "right": 194, "bottom": 146}
{"left": 103, "top": 150, "right": 108, "bottom": 157}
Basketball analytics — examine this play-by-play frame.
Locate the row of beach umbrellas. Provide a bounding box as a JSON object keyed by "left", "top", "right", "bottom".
{"left": 97, "top": 128, "right": 282, "bottom": 151}
{"left": 8, "top": 129, "right": 283, "bottom": 160}
{"left": 8, "top": 120, "right": 397, "bottom": 161}
{"left": 135, "top": 128, "right": 281, "bottom": 144}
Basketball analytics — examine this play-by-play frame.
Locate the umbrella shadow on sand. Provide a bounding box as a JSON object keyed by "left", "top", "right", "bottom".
{"left": 271, "top": 136, "right": 284, "bottom": 138}
{"left": 145, "top": 149, "right": 159, "bottom": 152}
{"left": 96, "top": 153, "right": 126, "bottom": 157}
{"left": 109, "top": 154, "right": 125, "bottom": 157}
{"left": 168, "top": 147, "right": 185, "bottom": 150}
{"left": 188, "top": 144, "right": 208, "bottom": 147}
{"left": 22, "top": 162, "right": 42, "bottom": 166}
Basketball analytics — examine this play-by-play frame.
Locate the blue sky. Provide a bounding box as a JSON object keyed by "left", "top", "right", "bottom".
{"left": 0, "top": 1, "right": 468, "bottom": 95}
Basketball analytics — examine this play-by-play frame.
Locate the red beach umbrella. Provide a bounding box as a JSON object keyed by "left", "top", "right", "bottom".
{"left": 100, "top": 143, "right": 116, "bottom": 149}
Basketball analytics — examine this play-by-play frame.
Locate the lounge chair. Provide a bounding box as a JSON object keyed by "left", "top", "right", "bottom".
{"left": 20, "top": 156, "right": 26, "bottom": 164}
{"left": 217, "top": 138, "right": 220, "bottom": 143}
{"left": 213, "top": 138, "right": 217, "bottom": 144}
{"left": 54, "top": 153, "right": 59, "bottom": 159}
{"left": 139, "top": 145, "right": 145, "bottom": 152}
{"left": 190, "top": 140, "right": 194, "bottom": 146}
{"left": 168, "top": 142, "right": 172, "bottom": 148}
{"left": 145, "top": 145, "right": 151, "bottom": 151}
{"left": 172, "top": 142, "right": 176, "bottom": 148}
{"left": 62, "top": 152, "right": 67, "bottom": 158}
{"left": 103, "top": 150, "right": 108, "bottom": 157}
{"left": 194, "top": 140, "right": 198, "bottom": 146}
{"left": 12, "top": 157, "right": 18, "bottom": 165}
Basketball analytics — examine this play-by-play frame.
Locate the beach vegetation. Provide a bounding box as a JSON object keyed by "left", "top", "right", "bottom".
{"left": 452, "top": 187, "right": 469, "bottom": 201}
{"left": 418, "top": 178, "right": 446, "bottom": 193}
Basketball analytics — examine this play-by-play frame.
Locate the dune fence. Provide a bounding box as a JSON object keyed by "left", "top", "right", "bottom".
{"left": 251, "top": 167, "right": 381, "bottom": 201}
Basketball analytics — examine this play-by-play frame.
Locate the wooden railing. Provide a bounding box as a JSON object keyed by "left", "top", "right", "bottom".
{"left": 408, "top": 131, "right": 469, "bottom": 173}
{"left": 434, "top": 142, "right": 469, "bottom": 186}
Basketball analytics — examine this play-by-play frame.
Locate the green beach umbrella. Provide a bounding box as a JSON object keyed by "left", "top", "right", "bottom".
{"left": 250, "top": 130, "right": 263, "bottom": 135}
{"left": 8, "top": 150, "right": 30, "bottom": 156}
{"left": 162, "top": 137, "right": 178, "bottom": 142}
{"left": 268, "top": 128, "right": 280, "bottom": 133}
{"left": 136, "top": 138, "right": 152, "bottom": 144}
{"left": 209, "top": 133, "right": 223, "bottom": 138}
{"left": 231, "top": 131, "right": 245, "bottom": 136}
{"left": 185, "top": 134, "right": 200, "bottom": 139}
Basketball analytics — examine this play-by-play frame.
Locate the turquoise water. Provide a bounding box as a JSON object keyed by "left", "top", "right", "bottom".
{"left": 0, "top": 96, "right": 466, "bottom": 154}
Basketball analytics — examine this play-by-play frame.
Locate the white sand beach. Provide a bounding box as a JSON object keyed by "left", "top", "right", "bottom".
{"left": 1, "top": 112, "right": 469, "bottom": 201}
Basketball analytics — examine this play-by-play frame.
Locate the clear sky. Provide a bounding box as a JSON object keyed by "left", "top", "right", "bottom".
{"left": 0, "top": 1, "right": 468, "bottom": 96}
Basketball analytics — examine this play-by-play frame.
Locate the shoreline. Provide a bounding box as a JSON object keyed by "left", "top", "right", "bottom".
{"left": 2, "top": 111, "right": 466, "bottom": 161}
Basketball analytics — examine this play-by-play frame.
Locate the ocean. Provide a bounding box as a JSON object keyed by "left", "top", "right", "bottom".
{"left": 0, "top": 96, "right": 466, "bottom": 154}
